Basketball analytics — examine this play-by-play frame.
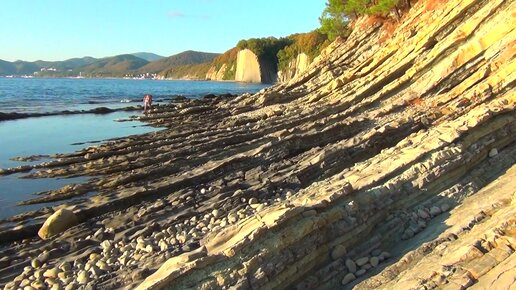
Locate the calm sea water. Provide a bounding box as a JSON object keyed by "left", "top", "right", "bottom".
{"left": 0, "top": 78, "right": 269, "bottom": 219}
{"left": 0, "top": 77, "right": 268, "bottom": 113}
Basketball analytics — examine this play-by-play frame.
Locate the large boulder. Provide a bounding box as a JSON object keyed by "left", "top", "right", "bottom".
{"left": 38, "top": 209, "right": 78, "bottom": 240}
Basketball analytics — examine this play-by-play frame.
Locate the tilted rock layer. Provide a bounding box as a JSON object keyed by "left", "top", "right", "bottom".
{"left": 0, "top": 0, "right": 514, "bottom": 289}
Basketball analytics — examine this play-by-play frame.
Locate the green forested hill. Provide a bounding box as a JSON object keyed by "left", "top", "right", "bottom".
{"left": 140, "top": 50, "right": 220, "bottom": 73}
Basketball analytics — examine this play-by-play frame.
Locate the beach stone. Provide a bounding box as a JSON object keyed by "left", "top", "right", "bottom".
{"left": 355, "top": 269, "right": 366, "bottom": 276}
{"left": 489, "top": 148, "right": 498, "bottom": 157}
{"left": 58, "top": 262, "right": 71, "bottom": 272}
{"left": 77, "top": 270, "right": 89, "bottom": 284}
{"left": 30, "top": 281, "right": 46, "bottom": 290}
{"left": 341, "top": 273, "right": 356, "bottom": 285}
{"left": 228, "top": 213, "right": 238, "bottom": 223}
{"left": 65, "top": 282, "right": 77, "bottom": 290}
{"left": 430, "top": 206, "right": 442, "bottom": 216}
{"left": 417, "top": 209, "right": 430, "bottom": 219}
{"left": 57, "top": 271, "right": 68, "bottom": 280}
{"left": 345, "top": 259, "right": 357, "bottom": 273}
{"left": 379, "top": 251, "right": 391, "bottom": 261}
{"left": 23, "top": 286, "right": 36, "bottom": 290}
{"left": 0, "top": 256, "right": 10, "bottom": 268}
{"left": 50, "top": 284, "right": 62, "bottom": 290}
{"left": 95, "top": 260, "right": 111, "bottom": 271}
{"left": 89, "top": 265, "right": 102, "bottom": 277}
{"left": 370, "top": 256, "right": 379, "bottom": 267}
{"left": 371, "top": 249, "right": 382, "bottom": 256}
{"left": 20, "top": 279, "right": 31, "bottom": 287}
{"left": 440, "top": 203, "right": 451, "bottom": 212}
{"left": 331, "top": 244, "right": 347, "bottom": 260}
{"left": 38, "top": 209, "right": 78, "bottom": 240}
{"left": 100, "top": 240, "right": 112, "bottom": 251}
{"left": 355, "top": 257, "right": 369, "bottom": 267}
{"left": 43, "top": 267, "right": 60, "bottom": 278}
{"left": 31, "top": 259, "right": 42, "bottom": 268}
{"left": 249, "top": 197, "right": 258, "bottom": 205}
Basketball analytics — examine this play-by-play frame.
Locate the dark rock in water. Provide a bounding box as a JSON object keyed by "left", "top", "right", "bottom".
{"left": 203, "top": 93, "right": 218, "bottom": 99}
{"left": 90, "top": 107, "right": 114, "bottom": 114}
{"left": 0, "top": 112, "right": 27, "bottom": 121}
{"left": 170, "top": 95, "right": 188, "bottom": 102}
{"left": 203, "top": 93, "right": 237, "bottom": 101}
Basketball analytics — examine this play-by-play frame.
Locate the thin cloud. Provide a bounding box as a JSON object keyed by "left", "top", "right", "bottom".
{"left": 167, "top": 11, "right": 210, "bottom": 20}
{"left": 168, "top": 11, "right": 185, "bottom": 18}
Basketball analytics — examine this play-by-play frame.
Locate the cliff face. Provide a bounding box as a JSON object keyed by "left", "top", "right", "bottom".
{"left": 235, "top": 49, "right": 277, "bottom": 83}
{"left": 277, "top": 53, "right": 310, "bottom": 83}
{"left": 234, "top": 49, "right": 262, "bottom": 83}
{"left": 205, "top": 63, "right": 227, "bottom": 80}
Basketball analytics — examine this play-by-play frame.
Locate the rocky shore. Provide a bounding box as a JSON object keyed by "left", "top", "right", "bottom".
{"left": 1, "top": 0, "right": 515, "bottom": 289}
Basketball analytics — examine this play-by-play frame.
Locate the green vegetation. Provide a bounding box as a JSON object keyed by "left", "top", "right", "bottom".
{"left": 319, "top": 0, "right": 413, "bottom": 40}
{"left": 319, "top": 0, "right": 350, "bottom": 40}
{"left": 160, "top": 63, "right": 212, "bottom": 79}
{"left": 236, "top": 37, "right": 292, "bottom": 66}
{"left": 139, "top": 51, "right": 219, "bottom": 74}
{"left": 277, "top": 31, "right": 330, "bottom": 71}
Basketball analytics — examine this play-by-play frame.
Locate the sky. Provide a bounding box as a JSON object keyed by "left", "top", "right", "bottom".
{"left": 0, "top": 0, "right": 327, "bottom": 62}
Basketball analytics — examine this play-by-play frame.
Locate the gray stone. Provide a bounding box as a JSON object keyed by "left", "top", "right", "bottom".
{"left": 417, "top": 209, "right": 430, "bottom": 219}
{"left": 440, "top": 203, "right": 451, "bottom": 212}
{"left": 331, "top": 245, "right": 347, "bottom": 260}
{"left": 355, "top": 257, "right": 369, "bottom": 267}
{"left": 488, "top": 148, "right": 498, "bottom": 157}
{"left": 379, "top": 251, "right": 391, "bottom": 261}
{"left": 345, "top": 259, "right": 357, "bottom": 273}
{"left": 430, "top": 206, "right": 442, "bottom": 216}
{"left": 356, "top": 269, "right": 366, "bottom": 276}
{"left": 370, "top": 256, "right": 379, "bottom": 267}
{"left": 341, "top": 273, "right": 356, "bottom": 285}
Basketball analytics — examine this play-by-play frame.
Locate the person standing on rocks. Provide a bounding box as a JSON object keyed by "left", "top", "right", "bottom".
{"left": 143, "top": 94, "right": 153, "bottom": 114}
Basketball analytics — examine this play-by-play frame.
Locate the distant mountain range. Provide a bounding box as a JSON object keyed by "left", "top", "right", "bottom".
{"left": 0, "top": 51, "right": 219, "bottom": 77}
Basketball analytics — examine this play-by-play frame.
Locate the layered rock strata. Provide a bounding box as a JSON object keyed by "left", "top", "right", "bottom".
{"left": 277, "top": 53, "right": 310, "bottom": 83}
{"left": 0, "top": 0, "right": 514, "bottom": 289}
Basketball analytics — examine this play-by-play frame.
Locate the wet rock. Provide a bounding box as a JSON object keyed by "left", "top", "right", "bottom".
{"left": 355, "top": 269, "right": 366, "bottom": 276}
{"left": 345, "top": 259, "right": 357, "bottom": 273}
{"left": 489, "top": 148, "right": 498, "bottom": 157}
{"left": 341, "top": 273, "right": 356, "bottom": 285}
{"left": 429, "top": 206, "right": 442, "bottom": 216}
{"left": 370, "top": 256, "right": 379, "bottom": 267}
{"left": 417, "top": 209, "right": 430, "bottom": 219}
{"left": 355, "top": 257, "right": 369, "bottom": 267}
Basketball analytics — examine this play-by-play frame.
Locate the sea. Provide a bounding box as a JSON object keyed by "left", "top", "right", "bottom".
{"left": 0, "top": 78, "right": 269, "bottom": 219}
{"left": 0, "top": 77, "right": 268, "bottom": 113}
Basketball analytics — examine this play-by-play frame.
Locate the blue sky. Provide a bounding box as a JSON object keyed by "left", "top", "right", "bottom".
{"left": 0, "top": 0, "right": 326, "bottom": 62}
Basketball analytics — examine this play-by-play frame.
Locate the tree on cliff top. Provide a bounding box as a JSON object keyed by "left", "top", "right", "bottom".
{"left": 319, "top": 0, "right": 350, "bottom": 40}
{"left": 236, "top": 37, "right": 292, "bottom": 64}
{"left": 319, "top": 0, "right": 412, "bottom": 39}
